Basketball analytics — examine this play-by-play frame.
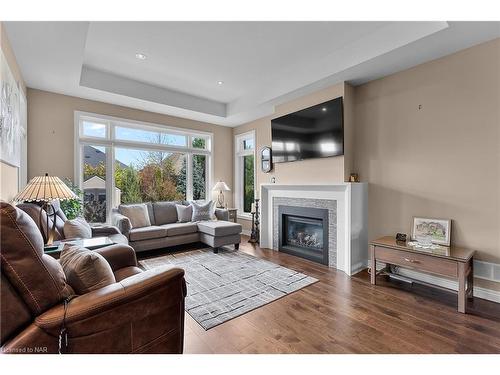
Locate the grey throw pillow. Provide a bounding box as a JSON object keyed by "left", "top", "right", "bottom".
{"left": 176, "top": 204, "right": 193, "bottom": 223}
{"left": 59, "top": 244, "right": 116, "bottom": 295}
{"left": 191, "top": 200, "right": 215, "bottom": 222}
{"left": 119, "top": 204, "right": 151, "bottom": 228}
{"left": 63, "top": 217, "right": 92, "bottom": 239}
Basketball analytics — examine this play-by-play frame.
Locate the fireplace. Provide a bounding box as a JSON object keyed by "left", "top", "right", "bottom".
{"left": 278, "top": 205, "right": 329, "bottom": 265}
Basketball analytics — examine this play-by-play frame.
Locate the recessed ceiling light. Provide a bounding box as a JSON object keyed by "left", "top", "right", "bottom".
{"left": 135, "top": 53, "right": 147, "bottom": 60}
{"left": 322, "top": 107, "right": 327, "bottom": 112}
{"left": 217, "top": 81, "right": 224, "bottom": 85}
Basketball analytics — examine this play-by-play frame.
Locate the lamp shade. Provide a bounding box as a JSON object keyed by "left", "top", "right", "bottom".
{"left": 12, "top": 174, "right": 78, "bottom": 202}
{"left": 212, "top": 181, "right": 231, "bottom": 192}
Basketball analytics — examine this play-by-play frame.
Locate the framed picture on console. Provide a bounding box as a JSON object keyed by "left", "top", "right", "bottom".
{"left": 411, "top": 217, "right": 451, "bottom": 246}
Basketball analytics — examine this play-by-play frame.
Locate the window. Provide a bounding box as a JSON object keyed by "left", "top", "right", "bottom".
{"left": 82, "top": 120, "right": 107, "bottom": 138}
{"left": 234, "top": 131, "right": 255, "bottom": 218}
{"left": 114, "top": 147, "right": 186, "bottom": 203}
{"left": 82, "top": 144, "right": 108, "bottom": 223}
{"left": 75, "top": 113, "right": 212, "bottom": 223}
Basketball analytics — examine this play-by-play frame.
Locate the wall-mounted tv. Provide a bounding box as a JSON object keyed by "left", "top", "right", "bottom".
{"left": 271, "top": 97, "right": 343, "bottom": 163}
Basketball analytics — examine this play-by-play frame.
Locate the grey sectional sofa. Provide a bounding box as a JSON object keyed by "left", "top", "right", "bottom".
{"left": 111, "top": 201, "right": 242, "bottom": 253}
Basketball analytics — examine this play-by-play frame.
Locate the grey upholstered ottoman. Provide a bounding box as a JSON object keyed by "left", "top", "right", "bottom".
{"left": 197, "top": 220, "right": 242, "bottom": 253}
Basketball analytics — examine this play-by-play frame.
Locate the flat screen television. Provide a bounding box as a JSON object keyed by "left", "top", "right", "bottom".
{"left": 271, "top": 97, "right": 343, "bottom": 163}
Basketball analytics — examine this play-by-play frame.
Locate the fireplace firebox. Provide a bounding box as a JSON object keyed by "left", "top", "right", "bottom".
{"left": 278, "top": 205, "right": 329, "bottom": 265}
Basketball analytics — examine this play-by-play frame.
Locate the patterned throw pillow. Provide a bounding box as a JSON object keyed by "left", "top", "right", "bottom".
{"left": 190, "top": 200, "right": 215, "bottom": 222}
{"left": 176, "top": 204, "right": 193, "bottom": 223}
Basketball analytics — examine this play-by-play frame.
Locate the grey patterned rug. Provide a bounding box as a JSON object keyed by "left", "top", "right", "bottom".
{"left": 140, "top": 248, "right": 318, "bottom": 330}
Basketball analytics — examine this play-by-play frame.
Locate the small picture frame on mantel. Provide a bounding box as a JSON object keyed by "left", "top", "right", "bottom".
{"left": 411, "top": 217, "right": 451, "bottom": 247}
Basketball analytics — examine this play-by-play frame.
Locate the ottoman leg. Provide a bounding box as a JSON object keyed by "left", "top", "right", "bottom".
{"left": 213, "top": 247, "right": 219, "bottom": 254}
{"left": 235, "top": 243, "right": 240, "bottom": 250}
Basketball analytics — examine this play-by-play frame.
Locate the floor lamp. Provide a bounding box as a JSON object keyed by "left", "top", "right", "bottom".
{"left": 13, "top": 173, "right": 78, "bottom": 245}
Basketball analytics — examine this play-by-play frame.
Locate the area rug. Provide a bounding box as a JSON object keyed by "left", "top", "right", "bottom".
{"left": 140, "top": 248, "right": 318, "bottom": 330}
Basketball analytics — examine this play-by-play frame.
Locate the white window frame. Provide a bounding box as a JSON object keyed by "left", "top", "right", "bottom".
{"left": 74, "top": 111, "right": 213, "bottom": 223}
{"left": 234, "top": 130, "right": 256, "bottom": 220}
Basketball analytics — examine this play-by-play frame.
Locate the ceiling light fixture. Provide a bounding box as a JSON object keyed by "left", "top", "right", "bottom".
{"left": 217, "top": 81, "right": 224, "bottom": 85}
{"left": 322, "top": 107, "right": 327, "bottom": 112}
{"left": 135, "top": 53, "right": 147, "bottom": 60}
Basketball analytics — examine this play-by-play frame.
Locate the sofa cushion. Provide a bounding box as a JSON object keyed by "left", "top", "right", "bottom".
{"left": 197, "top": 220, "right": 242, "bottom": 237}
{"left": 153, "top": 201, "right": 181, "bottom": 225}
{"left": 129, "top": 226, "right": 168, "bottom": 242}
{"left": 176, "top": 204, "right": 193, "bottom": 223}
{"left": 162, "top": 222, "right": 198, "bottom": 237}
{"left": 63, "top": 217, "right": 92, "bottom": 239}
{"left": 119, "top": 204, "right": 151, "bottom": 228}
{"left": 59, "top": 243, "right": 116, "bottom": 295}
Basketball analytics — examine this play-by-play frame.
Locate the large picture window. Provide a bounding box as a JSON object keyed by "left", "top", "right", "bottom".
{"left": 75, "top": 112, "right": 212, "bottom": 223}
{"left": 234, "top": 131, "right": 255, "bottom": 218}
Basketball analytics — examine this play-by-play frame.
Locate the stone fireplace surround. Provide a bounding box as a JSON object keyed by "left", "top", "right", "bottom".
{"left": 260, "top": 183, "right": 368, "bottom": 276}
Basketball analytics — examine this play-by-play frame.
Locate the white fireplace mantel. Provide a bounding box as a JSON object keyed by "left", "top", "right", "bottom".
{"left": 260, "top": 183, "right": 368, "bottom": 276}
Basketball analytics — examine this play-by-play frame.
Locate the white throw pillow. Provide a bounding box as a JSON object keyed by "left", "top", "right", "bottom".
{"left": 119, "top": 204, "right": 151, "bottom": 228}
{"left": 63, "top": 217, "right": 92, "bottom": 239}
{"left": 176, "top": 204, "right": 193, "bottom": 223}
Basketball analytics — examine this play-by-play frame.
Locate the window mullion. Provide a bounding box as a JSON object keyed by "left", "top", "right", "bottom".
{"left": 106, "top": 145, "right": 114, "bottom": 224}
{"left": 186, "top": 152, "right": 193, "bottom": 201}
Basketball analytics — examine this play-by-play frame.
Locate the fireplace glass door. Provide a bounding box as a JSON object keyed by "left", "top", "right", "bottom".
{"left": 278, "top": 205, "right": 329, "bottom": 265}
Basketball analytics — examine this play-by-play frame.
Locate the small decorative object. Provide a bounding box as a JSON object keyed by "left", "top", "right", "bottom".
{"left": 396, "top": 233, "right": 407, "bottom": 242}
{"left": 349, "top": 173, "right": 359, "bottom": 182}
{"left": 212, "top": 181, "right": 231, "bottom": 209}
{"left": 248, "top": 198, "right": 260, "bottom": 244}
{"left": 12, "top": 173, "right": 78, "bottom": 245}
{"left": 261, "top": 146, "right": 273, "bottom": 173}
{"left": 411, "top": 217, "right": 451, "bottom": 247}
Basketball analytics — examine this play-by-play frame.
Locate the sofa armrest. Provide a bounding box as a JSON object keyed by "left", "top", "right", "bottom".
{"left": 111, "top": 212, "right": 132, "bottom": 238}
{"left": 34, "top": 267, "right": 186, "bottom": 353}
{"left": 215, "top": 208, "right": 229, "bottom": 221}
{"left": 91, "top": 225, "right": 120, "bottom": 236}
{"left": 93, "top": 243, "right": 138, "bottom": 271}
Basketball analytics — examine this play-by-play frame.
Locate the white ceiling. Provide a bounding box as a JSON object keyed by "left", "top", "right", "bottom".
{"left": 4, "top": 21, "right": 500, "bottom": 126}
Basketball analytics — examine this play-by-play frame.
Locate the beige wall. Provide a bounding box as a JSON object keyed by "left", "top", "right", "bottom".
{"left": 234, "top": 82, "right": 355, "bottom": 228}
{"left": 354, "top": 38, "right": 500, "bottom": 289}
{"left": 27, "top": 89, "right": 234, "bottom": 206}
{"left": 0, "top": 22, "right": 26, "bottom": 202}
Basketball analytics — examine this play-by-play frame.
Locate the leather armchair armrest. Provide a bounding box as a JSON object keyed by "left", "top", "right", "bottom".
{"left": 34, "top": 267, "right": 186, "bottom": 353}
{"left": 215, "top": 208, "right": 229, "bottom": 221}
{"left": 36, "top": 266, "right": 185, "bottom": 328}
{"left": 111, "top": 213, "right": 132, "bottom": 237}
{"left": 93, "top": 243, "right": 138, "bottom": 271}
{"left": 91, "top": 225, "right": 120, "bottom": 236}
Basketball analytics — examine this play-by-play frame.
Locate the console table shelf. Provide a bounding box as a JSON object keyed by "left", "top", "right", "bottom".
{"left": 369, "top": 236, "right": 475, "bottom": 313}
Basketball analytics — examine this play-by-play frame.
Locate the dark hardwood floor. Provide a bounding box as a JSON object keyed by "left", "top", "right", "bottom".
{"left": 139, "top": 236, "right": 500, "bottom": 354}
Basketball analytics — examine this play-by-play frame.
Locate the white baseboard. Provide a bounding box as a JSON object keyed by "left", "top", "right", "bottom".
{"left": 351, "top": 261, "right": 368, "bottom": 275}
{"left": 241, "top": 229, "right": 251, "bottom": 236}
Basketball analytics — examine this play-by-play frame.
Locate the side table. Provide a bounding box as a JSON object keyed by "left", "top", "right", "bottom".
{"left": 227, "top": 208, "right": 238, "bottom": 223}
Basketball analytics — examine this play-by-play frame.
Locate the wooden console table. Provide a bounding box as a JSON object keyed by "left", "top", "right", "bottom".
{"left": 370, "top": 236, "right": 475, "bottom": 313}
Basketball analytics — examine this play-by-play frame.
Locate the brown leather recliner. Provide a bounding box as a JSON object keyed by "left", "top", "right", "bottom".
{"left": 0, "top": 202, "right": 186, "bottom": 354}
{"left": 17, "top": 201, "right": 129, "bottom": 245}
